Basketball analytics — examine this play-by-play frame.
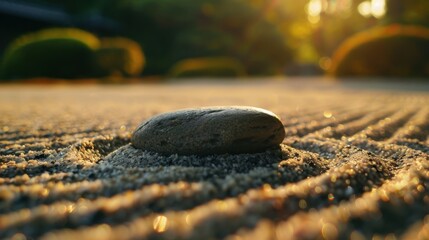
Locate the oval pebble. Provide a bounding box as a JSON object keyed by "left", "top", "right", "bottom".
{"left": 131, "top": 106, "right": 285, "bottom": 155}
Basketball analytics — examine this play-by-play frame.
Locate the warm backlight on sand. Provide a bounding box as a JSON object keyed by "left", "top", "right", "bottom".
{"left": 153, "top": 215, "right": 168, "bottom": 232}
{"left": 323, "top": 111, "right": 333, "bottom": 118}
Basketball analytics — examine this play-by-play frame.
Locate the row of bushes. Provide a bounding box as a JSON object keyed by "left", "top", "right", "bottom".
{"left": 0, "top": 28, "right": 145, "bottom": 80}
{"left": 2, "top": 24, "right": 429, "bottom": 80}
{"left": 169, "top": 24, "right": 429, "bottom": 79}
{"left": 0, "top": 27, "right": 248, "bottom": 80}
{"left": 329, "top": 24, "right": 429, "bottom": 78}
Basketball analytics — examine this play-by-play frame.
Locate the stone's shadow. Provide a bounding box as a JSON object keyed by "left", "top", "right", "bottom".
{"left": 0, "top": 139, "right": 327, "bottom": 240}
{"left": 103, "top": 144, "right": 284, "bottom": 173}
{"left": 0, "top": 135, "right": 331, "bottom": 240}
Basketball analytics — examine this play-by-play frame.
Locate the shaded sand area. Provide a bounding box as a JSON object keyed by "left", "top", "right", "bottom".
{"left": 0, "top": 79, "right": 428, "bottom": 239}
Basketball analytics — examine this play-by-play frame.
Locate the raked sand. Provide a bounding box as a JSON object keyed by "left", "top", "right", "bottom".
{"left": 0, "top": 79, "right": 428, "bottom": 239}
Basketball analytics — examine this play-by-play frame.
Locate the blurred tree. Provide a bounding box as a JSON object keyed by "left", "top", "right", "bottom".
{"left": 252, "top": 0, "right": 429, "bottom": 69}
{"left": 385, "top": 0, "right": 429, "bottom": 26}
{"left": 4, "top": 0, "right": 429, "bottom": 76}
{"left": 99, "top": 0, "right": 292, "bottom": 75}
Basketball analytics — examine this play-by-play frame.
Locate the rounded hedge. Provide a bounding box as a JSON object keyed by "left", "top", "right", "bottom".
{"left": 330, "top": 24, "right": 429, "bottom": 78}
{"left": 94, "top": 37, "right": 145, "bottom": 77}
{"left": 0, "top": 28, "right": 99, "bottom": 80}
{"left": 168, "top": 57, "right": 246, "bottom": 78}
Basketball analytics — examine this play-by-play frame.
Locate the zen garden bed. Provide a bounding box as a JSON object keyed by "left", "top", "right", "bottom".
{"left": 0, "top": 78, "right": 428, "bottom": 240}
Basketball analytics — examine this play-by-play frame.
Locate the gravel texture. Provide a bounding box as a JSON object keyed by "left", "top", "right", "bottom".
{"left": 0, "top": 79, "right": 428, "bottom": 240}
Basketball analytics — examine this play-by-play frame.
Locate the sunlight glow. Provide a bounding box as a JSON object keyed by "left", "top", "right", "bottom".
{"left": 371, "top": 0, "right": 386, "bottom": 18}
{"left": 305, "top": 0, "right": 354, "bottom": 23}
{"left": 307, "top": 0, "right": 322, "bottom": 16}
{"left": 358, "top": 1, "right": 372, "bottom": 17}
{"left": 306, "top": 0, "right": 322, "bottom": 24}
{"left": 358, "top": 0, "right": 386, "bottom": 18}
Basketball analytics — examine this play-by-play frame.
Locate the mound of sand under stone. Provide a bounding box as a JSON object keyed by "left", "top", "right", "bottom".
{"left": 0, "top": 81, "right": 428, "bottom": 240}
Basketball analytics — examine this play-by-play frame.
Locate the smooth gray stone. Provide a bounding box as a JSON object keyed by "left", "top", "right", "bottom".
{"left": 131, "top": 106, "right": 285, "bottom": 155}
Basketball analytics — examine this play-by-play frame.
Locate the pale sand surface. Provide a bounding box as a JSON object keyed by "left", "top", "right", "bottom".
{"left": 0, "top": 79, "right": 428, "bottom": 239}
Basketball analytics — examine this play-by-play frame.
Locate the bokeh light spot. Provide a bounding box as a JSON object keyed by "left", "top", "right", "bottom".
{"left": 324, "top": 111, "right": 333, "bottom": 118}
{"left": 371, "top": 0, "right": 386, "bottom": 18}
{"left": 153, "top": 215, "right": 168, "bottom": 233}
{"left": 358, "top": 1, "right": 372, "bottom": 17}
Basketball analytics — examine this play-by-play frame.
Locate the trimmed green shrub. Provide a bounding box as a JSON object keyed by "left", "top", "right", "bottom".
{"left": 168, "top": 57, "right": 246, "bottom": 78}
{"left": 0, "top": 28, "right": 99, "bottom": 80}
{"left": 94, "top": 37, "right": 145, "bottom": 77}
{"left": 330, "top": 24, "right": 429, "bottom": 78}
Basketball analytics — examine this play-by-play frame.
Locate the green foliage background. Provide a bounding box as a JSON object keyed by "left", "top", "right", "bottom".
{"left": 3, "top": 0, "right": 429, "bottom": 77}
{"left": 94, "top": 37, "right": 145, "bottom": 77}
{"left": 0, "top": 28, "right": 99, "bottom": 79}
{"left": 330, "top": 25, "right": 429, "bottom": 77}
{"left": 98, "top": 0, "right": 292, "bottom": 75}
